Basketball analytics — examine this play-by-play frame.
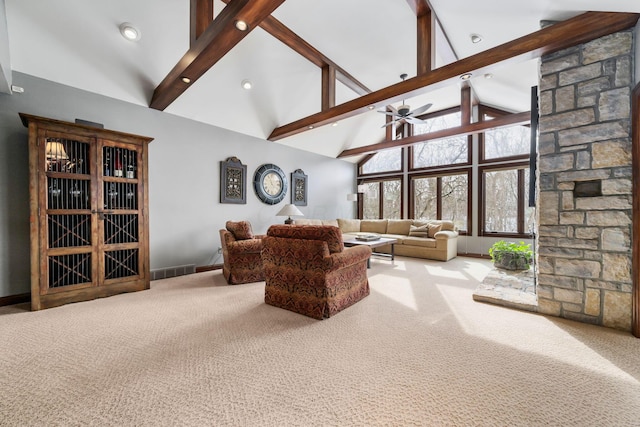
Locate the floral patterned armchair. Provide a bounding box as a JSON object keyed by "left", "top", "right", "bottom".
{"left": 262, "top": 225, "right": 372, "bottom": 319}
{"left": 219, "top": 221, "right": 265, "bottom": 285}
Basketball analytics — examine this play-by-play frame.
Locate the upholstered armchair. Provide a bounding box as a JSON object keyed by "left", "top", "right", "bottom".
{"left": 262, "top": 225, "right": 372, "bottom": 319}
{"left": 219, "top": 221, "right": 265, "bottom": 285}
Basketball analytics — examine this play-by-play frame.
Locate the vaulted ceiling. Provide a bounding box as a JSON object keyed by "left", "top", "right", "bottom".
{"left": 4, "top": 0, "right": 640, "bottom": 162}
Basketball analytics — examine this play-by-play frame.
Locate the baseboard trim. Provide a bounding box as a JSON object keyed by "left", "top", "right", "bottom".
{"left": 458, "top": 253, "right": 491, "bottom": 259}
{"left": 0, "top": 293, "right": 30, "bottom": 307}
{"left": 196, "top": 264, "right": 223, "bottom": 273}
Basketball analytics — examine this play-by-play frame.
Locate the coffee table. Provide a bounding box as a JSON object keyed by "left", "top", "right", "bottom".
{"left": 343, "top": 237, "right": 398, "bottom": 268}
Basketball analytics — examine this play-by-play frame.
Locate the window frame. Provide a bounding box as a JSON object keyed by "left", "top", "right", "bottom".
{"left": 478, "top": 161, "right": 532, "bottom": 238}
{"left": 357, "top": 148, "right": 405, "bottom": 177}
{"left": 358, "top": 176, "right": 404, "bottom": 220}
{"left": 409, "top": 107, "right": 472, "bottom": 172}
{"left": 409, "top": 168, "right": 471, "bottom": 235}
{"left": 478, "top": 105, "right": 531, "bottom": 164}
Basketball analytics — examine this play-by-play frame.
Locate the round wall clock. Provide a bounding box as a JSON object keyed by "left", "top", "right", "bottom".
{"left": 253, "top": 163, "right": 287, "bottom": 205}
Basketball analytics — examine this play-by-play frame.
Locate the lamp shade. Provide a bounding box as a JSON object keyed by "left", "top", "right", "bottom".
{"left": 276, "top": 204, "right": 303, "bottom": 217}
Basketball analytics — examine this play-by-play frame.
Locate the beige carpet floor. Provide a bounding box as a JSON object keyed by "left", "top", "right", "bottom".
{"left": 1, "top": 256, "right": 639, "bottom": 426}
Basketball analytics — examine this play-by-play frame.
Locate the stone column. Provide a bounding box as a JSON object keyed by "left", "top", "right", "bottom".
{"left": 537, "top": 29, "right": 634, "bottom": 331}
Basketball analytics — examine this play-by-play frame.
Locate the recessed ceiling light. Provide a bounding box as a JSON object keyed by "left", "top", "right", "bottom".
{"left": 460, "top": 73, "right": 472, "bottom": 81}
{"left": 484, "top": 73, "right": 493, "bottom": 79}
{"left": 181, "top": 77, "right": 191, "bottom": 84}
{"left": 331, "top": 122, "right": 338, "bottom": 127}
{"left": 235, "top": 20, "right": 248, "bottom": 31}
{"left": 119, "top": 22, "right": 141, "bottom": 41}
{"left": 241, "top": 79, "right": 252, "bottom": 90}
{"left": 470, "top": 34, "right": 482, "bottom": 44}
{"left": 308, "top": 125, "right": 314, "bottom": 130}
{"left": 368, "top": 105, "right": 375, "bottom": 110}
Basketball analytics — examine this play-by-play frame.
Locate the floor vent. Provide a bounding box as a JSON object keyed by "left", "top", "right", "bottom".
{"left": 151, "top": 264, "right": 196, "bottom": 281}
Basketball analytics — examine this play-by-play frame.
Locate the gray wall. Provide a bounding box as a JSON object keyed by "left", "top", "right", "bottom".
{"left": 0, "top": 72, "right": 356, "bottom": 297}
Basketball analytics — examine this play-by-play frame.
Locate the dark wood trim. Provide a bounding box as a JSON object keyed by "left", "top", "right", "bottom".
{"left": 417, "top": 10, "right": 435, "bottom": 75}
{"left": 461, "top": 85, "right": 472, "bottom": 125}
{"left": 408, "top": 168, "right": 472, "bottom": 233}
{"left": 0, "top": 293, "right": 30, "bottom": 308}
{"left": 405, "top": 0, "right": 432, "bottom": 17}
{"left": 478, "top": 104, "right": 532, "bottom": 164}
{"left": 459, "top": 253, "right": 492, "bottom": 259}
{"left": 220, "top": 0, "right": 371, "bottom": 97}
{"left": 151, "top": 0, "right": 286, "bottom": 111}
{"left": 478, "top": 162, "right": 531, "bottom": 237}
{"left": 632, "top": 82, "right": 640, "bottom": 338}
{"left": 322, "top": 65, "right": 336, "bottom": 111}
{"left": 340, "top": 111, "right": 530, "bottom": 158}
{"left": 195, "top": 264, "right": 223, "bottom": 273}
{"left": 268, "top": 12, "right": 639, "bottom": 141}
{"left": 190, "top": 0, "right": 214, "bottom": 47}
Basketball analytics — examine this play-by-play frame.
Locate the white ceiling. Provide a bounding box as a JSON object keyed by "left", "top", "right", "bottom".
{"left": 4, "top": 0, "right": 640, "bottom": 162}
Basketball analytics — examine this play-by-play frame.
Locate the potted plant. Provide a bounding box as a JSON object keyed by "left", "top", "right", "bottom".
{"left": 488, "top": 240, "right": 533, "bottom": 271}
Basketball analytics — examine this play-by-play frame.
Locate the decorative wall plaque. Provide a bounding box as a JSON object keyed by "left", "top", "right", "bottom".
{"left": 220, "top": 157, "right": 247, "bottom": 204}
{"left": 291, "top": 169, "right": 307, "bottom": 206}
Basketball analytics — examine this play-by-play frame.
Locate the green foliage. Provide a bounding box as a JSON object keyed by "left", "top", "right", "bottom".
{"left": 489, "top": 240, "right": 533, "bottom": 270}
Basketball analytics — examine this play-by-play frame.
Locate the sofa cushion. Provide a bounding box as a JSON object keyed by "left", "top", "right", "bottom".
{"left": 361, "top": 220, "right": 387, "bottom": 234}
{"left": 403, "top": 236, "right": 437, "bottom": 248}
{"left": 226, "top": 220, "right": 254, "bottom": 240}
{"left": 409, "top": 224, "right": 430, "bottom": 238}
{"left": 428, "top": 223, "right": 443, "bottom": 238}
{"left": 386, "top": 219, "right": 413, "bottom": 235}
{"left": 338, "top": 218, "right": 361, "bottom": 233}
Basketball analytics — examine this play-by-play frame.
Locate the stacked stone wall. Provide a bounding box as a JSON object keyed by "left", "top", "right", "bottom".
{"left": 537, "top": 30, "right": 634, "bottom": 330}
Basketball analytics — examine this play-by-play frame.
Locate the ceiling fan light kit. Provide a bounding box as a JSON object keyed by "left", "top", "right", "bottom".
{"left": 378, "top": 73, "right": 433, "bottom": 128}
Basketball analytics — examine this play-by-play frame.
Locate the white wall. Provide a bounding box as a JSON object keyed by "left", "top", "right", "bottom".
{"left": 0, "top": 72, "right": 356, "bottom": 297}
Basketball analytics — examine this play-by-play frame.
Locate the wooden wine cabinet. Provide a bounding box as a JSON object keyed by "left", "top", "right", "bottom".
{"left": 20, "top": 114, "right": 153, "bottom": 310}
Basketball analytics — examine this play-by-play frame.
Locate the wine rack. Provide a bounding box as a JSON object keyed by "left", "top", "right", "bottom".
{"left": 21, "top": 113, "right": 153, "bottom": 310}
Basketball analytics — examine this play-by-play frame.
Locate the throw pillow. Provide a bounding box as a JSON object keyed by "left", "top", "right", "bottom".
{"left": 226, "top": 220, "right": 254, "bottom": 240}
{"left": 428, "top": 223, "right": 442, "bottom": 238}
{"left": 409, "top": 224, "right": 430, "bottom": 238}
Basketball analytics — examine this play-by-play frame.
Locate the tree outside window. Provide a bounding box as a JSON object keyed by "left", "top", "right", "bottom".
{"left": 482, "top": 165, "right": 532, "bottom": 236}
{"left": 413, "top": 172, "right": 468, "bottom": 232}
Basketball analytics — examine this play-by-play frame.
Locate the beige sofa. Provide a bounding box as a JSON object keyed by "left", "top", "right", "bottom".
{"left": 293, "top": 218, "right": 458, "bottom": 261}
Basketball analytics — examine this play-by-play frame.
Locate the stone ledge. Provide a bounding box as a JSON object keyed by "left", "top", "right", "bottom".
{"left": 473, "top": 267, "right": 538, "bottom": 312}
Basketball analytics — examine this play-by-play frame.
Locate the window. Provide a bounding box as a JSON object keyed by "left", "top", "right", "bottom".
{"left": 412, "top": 172, "right": 469, "bottom": 233}
{"left": 480, "top": 164, "right": 533, "bottom": 236}
{"left": 360, "top": 148, "right": 402, "bottom": 175}
{"left": 480, "top": 107, "right": 530, "bottom": 162}
{"left": 361, "top": 179, "right": 402, "bottom": 219}
{"left": 411, "top": 110, "right": 470, "bottom": 169}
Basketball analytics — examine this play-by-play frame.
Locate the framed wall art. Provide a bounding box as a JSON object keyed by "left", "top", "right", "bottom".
{"left": 291, "top": 169, "right": 307, "bottom": 206}
{"left": 220, "top": 156, "right": 247, "bottom": 204}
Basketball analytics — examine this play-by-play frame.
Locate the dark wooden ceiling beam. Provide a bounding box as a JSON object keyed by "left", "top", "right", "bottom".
{"left": 417, "top": 10, "right": 436, "bottom": 75}
{"left": 150, "top": 0, "right": 286, "bottom": 111}
{"left": 269, "top": 12, "right": 639, "bottom": 141}
{"left": 190, "top": 0, "right": 214, "bottom": 47}
{"left": 338, "top": 111, "right": 530, "bottom": 158}
{"left": 405, "top": 0, "right": 432, "bottom": 17}
{"left": 322, "top": 65, "right": 336, "bottom": 111}
{"left": 221, "top": 0, "right": 371, "bottom": 96}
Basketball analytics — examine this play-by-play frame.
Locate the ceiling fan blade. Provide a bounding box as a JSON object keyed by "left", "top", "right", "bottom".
{"left": 381, "top": 119, "right": 400, "bottom": 128}
{"left": 404, "top": 116, "right": 426, "bottom": 125}
{"left": 409, "top": 103, "right": 433, "bottom": 116}
{"left": 377, "top": 110, "right": 398, "bottom": 116}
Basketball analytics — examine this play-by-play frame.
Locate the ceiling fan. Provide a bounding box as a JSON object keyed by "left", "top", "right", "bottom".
{"left": 378, "top": 73, "right": 432, "bottom": 128}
